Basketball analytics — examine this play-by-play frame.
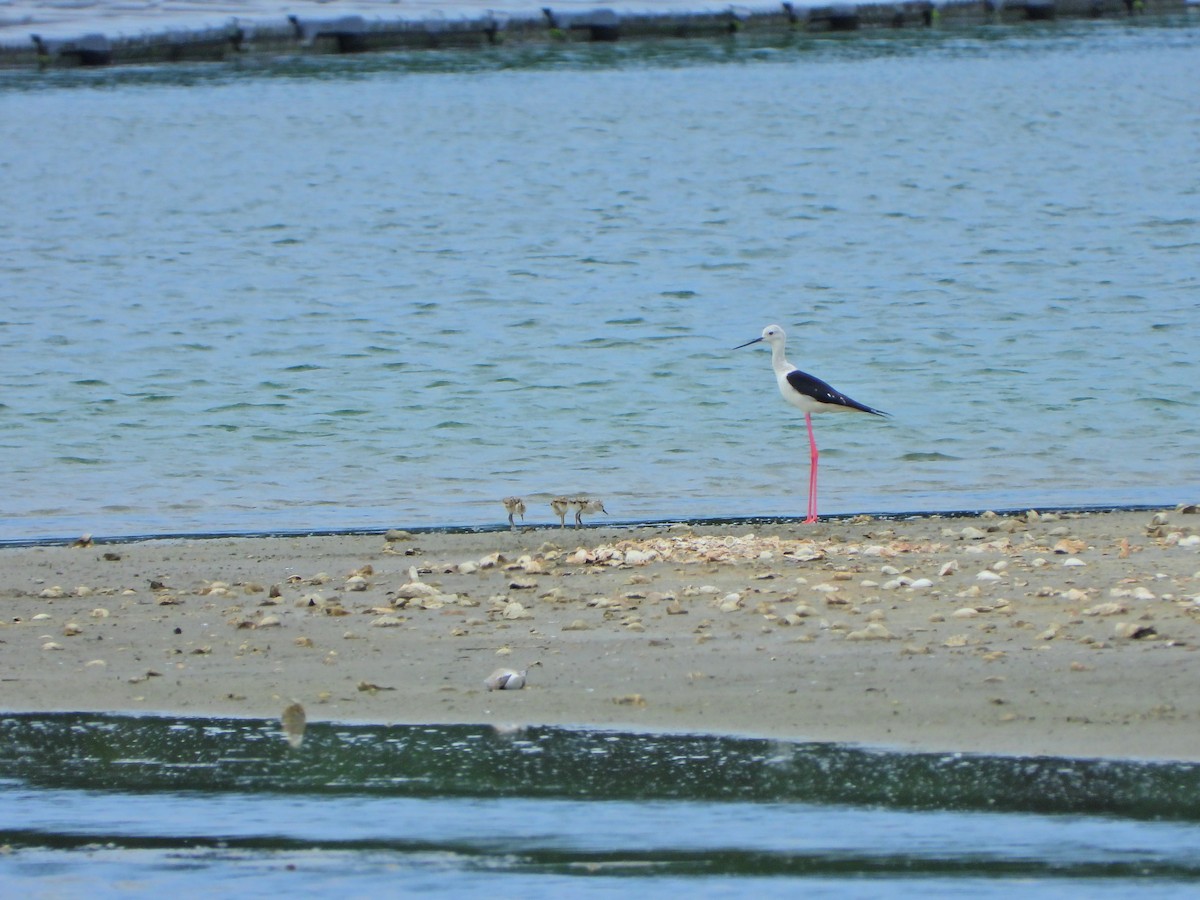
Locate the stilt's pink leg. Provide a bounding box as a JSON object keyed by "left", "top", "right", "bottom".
{"left": 805, "top": 412, "right": 819, "bottom": 524}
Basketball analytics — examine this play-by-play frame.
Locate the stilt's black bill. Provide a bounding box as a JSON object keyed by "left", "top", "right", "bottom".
{"left": 733, "top": 336, "right": 763, "bottom": 350}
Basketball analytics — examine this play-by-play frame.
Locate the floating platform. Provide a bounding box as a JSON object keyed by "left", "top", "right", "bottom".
{"left": 1, "top": 0, "right": 1191, "bottom": 69}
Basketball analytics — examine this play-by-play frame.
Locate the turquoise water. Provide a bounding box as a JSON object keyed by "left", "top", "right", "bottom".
{"left": 2, "top": 713, "right": 1200, "bottom": 896}
{"left": 1, "top": 23, "right": 1198, "bottom": 540}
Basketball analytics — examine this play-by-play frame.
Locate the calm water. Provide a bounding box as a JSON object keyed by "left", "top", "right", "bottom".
{"left": 1, "top": 22, "right": 1198, "bottom": 541}
{"left": 2, "top": 713, "right": 1200, "bottom": 896}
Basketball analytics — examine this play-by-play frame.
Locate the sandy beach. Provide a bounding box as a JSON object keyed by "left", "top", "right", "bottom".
{"left": 2, "top": 507, "right": 1198, "bottom": 761}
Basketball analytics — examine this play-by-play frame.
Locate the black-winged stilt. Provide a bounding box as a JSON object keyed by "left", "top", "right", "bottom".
{"left": 734, "top": 324, "right": 888, "bottom": 524}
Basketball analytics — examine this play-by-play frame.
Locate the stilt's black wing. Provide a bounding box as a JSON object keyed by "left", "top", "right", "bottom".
{"left": 786, "top": 369, "right": 888, "bottom": 416}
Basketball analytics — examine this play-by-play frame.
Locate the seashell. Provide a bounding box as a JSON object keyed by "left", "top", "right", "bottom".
{"left": 91, "top": 608, "right": 110, "bottom": 618}
{"left": 357, "top": 680, "right": 394, "bottom": 693}
{"left": 458, "top": 561, "right": 479, "bottom": 575}
{"left": 39, "top": 586, "right": 65, "bottom": 599}
{"left": 909, "top": 578, "right": 934, "bottom": 590}
{"left": 1053, "top": 538, "right": 1087, "bottom": 555}
{"left": 562, "top": 619, "right": 590, "bottom": 631}
{"left": 718, "top": 594, "right": 741, "bottom": 613}
{"left": 370, "top": 615, "right": 404, "bottom": 628}
{"left": 938, "top": 560, "right": 959, "bottom": 577}
{"left": 847, "top": 623, "right": 895, "bottom": 641}
{"left": 280, "top": 702, "right": 306, "bottom": 749}
{"left": 1114, "top": 622, "right": 1157, "bottom": 640}
{"left": 32, "top": 613, "right": 52, "bottom": 621}
{"left": 42, "top": 642, "right": 64, "bottom": 651}
{"left": 502, "top": 601, "right": 532, "bottom": 619}
{"left": 294, "top": 636, "right": 315, "bottom": 647}
{"left": 62, "top": 622, "right": 82, "bottom": 636}
{"left": 395, "top": 582, "right": 439, "bottom": 599}
{"left": 344, "top": 575, "right": 369, "bottom": 592}
{"left": 1062, "top": 558, "right": 1086, "bottom": 568}
{"left": 484, "top": 667, "right": 529, "bottom": 691}
{"left": 257, "top": 615, "right": 282, "bottom": 628}
{"left": 85, "top": 659, "right": 106, "bottom": 667}
{"left": 952, "top": 607, "right": 979, "bottom": 618}
{"left": 1083, "top": 601, "right": 1126, "bottom": 617}
{"left": 612, "top": 694, "right": 647, "bottom": 707}
{"left": 976, "top": 571, "right": 1002, "bottom": 582}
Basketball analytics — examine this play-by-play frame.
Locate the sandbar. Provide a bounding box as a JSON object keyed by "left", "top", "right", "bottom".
{"left": 2, "top": 507, "right": 1198, "bottom": 761}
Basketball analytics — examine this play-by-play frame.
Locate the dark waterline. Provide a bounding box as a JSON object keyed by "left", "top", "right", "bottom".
{"left": 0, "top": 502, "right": 1170, "bottom": 550}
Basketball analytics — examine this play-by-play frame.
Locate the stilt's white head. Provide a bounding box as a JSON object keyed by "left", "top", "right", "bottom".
{"left": 734, "top": 323, "right": 787, "bottom": 351}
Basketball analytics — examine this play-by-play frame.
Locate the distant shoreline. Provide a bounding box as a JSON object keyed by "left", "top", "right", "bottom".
{"left": 2, "top": 0, "right": 1192, "bottom": 69}
{"left": 0, "top": 501, "right": 1179, "bottom": 549}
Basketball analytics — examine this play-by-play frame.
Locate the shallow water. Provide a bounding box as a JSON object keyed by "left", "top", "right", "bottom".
{"left": 2, "top": 713, "right": 1200, "bottom": 896}
{"left": 2, "top": 22, "right": 1198, "bottom": 541}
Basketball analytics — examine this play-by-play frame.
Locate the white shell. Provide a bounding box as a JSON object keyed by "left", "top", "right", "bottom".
{"left": 484, "top": 668, "right": 527, "bottom": 691}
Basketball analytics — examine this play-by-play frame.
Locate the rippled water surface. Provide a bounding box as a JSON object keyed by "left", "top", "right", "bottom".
{"left": 3, "top": 713, "right": 1200, "bottom": 896}
{"left": 2, "top": 22, "right": 1198, "bottom": 540}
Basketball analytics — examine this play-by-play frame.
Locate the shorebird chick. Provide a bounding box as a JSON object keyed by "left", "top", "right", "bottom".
{"left": 502, "top": 496, "right": 525, "bottom": 531}
{"left": 550, "top": 496, "right": 571, "bottom": 529}
{"left": 573, "top": 498, "right": 608, "bottom": 528}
